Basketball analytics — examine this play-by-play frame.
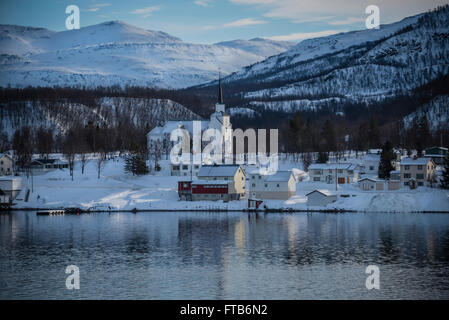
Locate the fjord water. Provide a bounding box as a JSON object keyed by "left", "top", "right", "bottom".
{"left": 1, "top": 211, "right": 448, "bottom": 299}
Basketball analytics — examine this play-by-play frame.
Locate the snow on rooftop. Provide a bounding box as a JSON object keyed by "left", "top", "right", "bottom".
{"left": 192, "top": 180, "right": 230, "bottom": 185}
{"left": 148, "top": 120, "right": 210, "bottom": 136}
{"left": 309, "top": 163, "right": 354, "bottom": 170}
{"left": 197, "top": 165, "right": 242, "bottom": 177}
{"left": 306, "top": 189, "right": 337, "bottom": 197}
{"left": 400, "top": 157, "right": 432, "bottom": 165}
{"left": 364, "top": 154, "right": 380, "bottom": 161}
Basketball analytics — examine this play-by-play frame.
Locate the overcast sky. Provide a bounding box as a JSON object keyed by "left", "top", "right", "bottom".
{"left": 1, "top": 0, "right": 448, "bottom": 43}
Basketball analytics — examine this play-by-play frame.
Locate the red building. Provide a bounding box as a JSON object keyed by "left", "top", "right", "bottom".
{"left": 178, "top": 180, "right": 231, "bottom": 201}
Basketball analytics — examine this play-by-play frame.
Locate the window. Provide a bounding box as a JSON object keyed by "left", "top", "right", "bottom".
{"left": 264, "top": 184, "right": 268, "bottom": 188}
{"left": 405, "top": 165, "right": 410, "bottom": 170}
{"left": 417, "top": 165, "right": 423, "bottom": 170}
{"left": 404, "top": 182, "right": 409, "bottom": 186}
{"left": 418, "top": 182, "right": 424, "bottom": 186}
{"left": 252, "top": 175, "right": 255, "bottom": 179}
{"left": 182, "top": 165, "right": 188, "bottom": 170}
{"left": 314, "top": 177, "right": 321, "bottom": 181}
{"left": 338, "top": 169, "right": 343, "bottom": 174}
{"left": 277, "top": 184, "right": 280, "bottom": 188}
{"left": 258, "top": 176, "right": 261, "bottom": 179}
{"left": 251, "top": 183, "right": 255, "bottom": 187}
{"left": 369, "top": 166, "right": 374, "bottom": 170}
{"left": 404, "top": 173, "right": 411, "bottom": 178}
{"left": 194, "top": 165, "right": 199, "bottom": 169}
{"left": 0, "top": 161, "right": 3, "bottom": 165}
{"left": 416, "top": 174, "right": 424, "bottom": 180}
{"left": 173, "top": 165, "right": 180, "bottom": 170}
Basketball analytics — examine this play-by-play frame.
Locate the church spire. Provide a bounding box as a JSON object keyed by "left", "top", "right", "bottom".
{"left": 218, "top": 69, "right": 223, "bottom": 104}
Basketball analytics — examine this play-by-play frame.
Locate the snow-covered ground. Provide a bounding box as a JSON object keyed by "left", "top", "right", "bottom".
{"left": 12, "top": 154, "right": 449, "bottom": 213}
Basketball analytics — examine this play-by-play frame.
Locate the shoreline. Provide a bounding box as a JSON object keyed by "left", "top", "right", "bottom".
{"left": 2, "top": 207, "right": 448, "bottom": 214}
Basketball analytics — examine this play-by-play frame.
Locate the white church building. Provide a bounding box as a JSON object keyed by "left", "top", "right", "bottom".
{"left": 147, "top": 78, "right": 233, "bottom": 176}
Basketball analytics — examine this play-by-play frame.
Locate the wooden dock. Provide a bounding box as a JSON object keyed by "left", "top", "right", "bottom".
{"left": 36, "top": 210, "right": 66, "bottom": 216}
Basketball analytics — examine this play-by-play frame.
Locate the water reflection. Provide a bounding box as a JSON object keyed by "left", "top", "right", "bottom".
{"left": 0, "top": 211, "right": 449, "bottom": 299}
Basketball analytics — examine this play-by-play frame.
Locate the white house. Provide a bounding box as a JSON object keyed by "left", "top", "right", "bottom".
{"left": 358, "top": 177, "right": 400, "bottom": 191}
{"left": 363, "top": 153, "right": 380, "bottom": 175}
{"left": 308, "top": 163, "right": 359, "bottom": 184}
{"left": 248, "top": 170, "right": 296, "bottom": 200}
{"left": 29, "top": 158, "right": 69, "bottom": 173}
{"left": 306, "top": 189, "right": 337, "bottom": 207}
{"left": 0, "top": 153, "right": 14, "bottom": 176}
{"left": 0, "top": 177, "right": 22, "bottom": 203}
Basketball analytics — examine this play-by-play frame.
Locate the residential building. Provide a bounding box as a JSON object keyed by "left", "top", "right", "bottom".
{"left": 248, "top": 170, "right": 296, "bottom": 200}
{"left": 306, "top": 189, "right": 337, "bottom": 206}
{"left": 363, "top": 153, "right": 380, "bottom": 175}
{"left": 177, "top": 179, "right": 232, "bottom": 201}
{"left": 0, "top": 153, "right": 14, "bottom": 176}
{"left": 197, "top": 164, "right": 246, "bottom": 200}
{"left": 358, "top": 178, "right": 400, "bottom": 191}
{"left": 424, "top": 147, "right": 448, "bottom": 165}
{"left": 308, "top": 163, "right": 359, "bottom": 184}
{"left": 29, "top": 158, "right": 69, "bottom": 173}
{"left": 400, "top": 157, "right": 436, "bottom": 187}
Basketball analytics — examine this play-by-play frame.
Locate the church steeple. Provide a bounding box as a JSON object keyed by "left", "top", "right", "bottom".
{"left": 218, "top": 69, "right": 223, "bottom": 104}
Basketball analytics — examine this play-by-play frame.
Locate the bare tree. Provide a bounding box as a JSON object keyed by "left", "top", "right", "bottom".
{"left": 96, "top": 151, "right": 106, "bottom": 179}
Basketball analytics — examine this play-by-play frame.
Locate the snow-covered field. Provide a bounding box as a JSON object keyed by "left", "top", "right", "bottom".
{"left": 13, "top": 155, "right": 449, "bottom": 213}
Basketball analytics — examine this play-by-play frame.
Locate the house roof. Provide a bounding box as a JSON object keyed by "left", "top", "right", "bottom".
{"left": 148, "top": 120, "right": 210, "bottom": 136}
{"left": 309, "top": 163, "right": 357, "bottom": 170}
{"left": 400, "top": 157, "right": 432, "bottom": 165}
{"left": 31, "top": 159, "right": 56, "bottom": 165}
{"left": 192, "top": 180, "right": 230, "bottom": 185}
{"left": 364, "top": 154, "right": 380, "bottom": 161}
{"left": 0, "top": 153, "right": 13, "bottom": 160}
{"left": 197, "top": 164, "right": 243, "bottom": 177}
{"left": 306, "top": 189, "right": 337, "bottom": 197}
{"left": 358, "top": 178, "right": 379, "bottom": 183}
{"left": 260, "top": 171, "right": 294, "bottom": 182}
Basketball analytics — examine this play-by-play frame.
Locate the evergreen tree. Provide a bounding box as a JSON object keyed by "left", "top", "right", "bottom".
{"left": 317, "top": 151, "right": 329, "bottom": 164}
{"left": 124, "top": 144, "right": 148, "bottom": 176}
{"left": 440, "top": 153, "right": 449, "bottom": 189}
{"left": 378, "top": 140, "right": 395, "bottom": 179}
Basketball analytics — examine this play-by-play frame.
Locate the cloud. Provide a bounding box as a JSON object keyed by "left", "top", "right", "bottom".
{"left": 229, "top": 0, "right": 449, "bottom": 25}
{"left": 194, "top": 0, "right": 212, "bottom": 7}
{"left": 328, "top": 17, "right": 365, "bottom": 25}
{"left": 292, "top": 16, "right": 334, "bottom": 24}
{"left": 83, "top": 3, "right": 111, "bottom": 12}
{"left": 266, "top": 29, "right": 342, "bottom": 41}
{"left": 131, "top": 6, "right": 160, "bottom": 17}
{"left": 223, "top": 17, "right": 267, "bottom": 27}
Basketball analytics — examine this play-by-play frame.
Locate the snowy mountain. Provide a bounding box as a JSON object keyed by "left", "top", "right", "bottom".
{"left": 0, "top": 21, "right": 293, "bottom": 89}
{"left": 214, "top": 38, "right": 295, "bottom": 59}
{"left": 201, "top": 7, "right": 449, "bottom": 118}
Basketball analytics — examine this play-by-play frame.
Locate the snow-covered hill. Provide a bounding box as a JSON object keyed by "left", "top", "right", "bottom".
{"left": 0, "top": 21, "right": 293, "bottom": 89}
{"left": 0, "top": 97, "right": 200, "bottom": 137}
{"left": 403, "top": 95, "right": 449, "bottom": 131}
{"left": 215, "top": 38, "right": 295, "bottom": 59}
{"left": 208, "top": 7, "right": 449, "bottom": 118}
